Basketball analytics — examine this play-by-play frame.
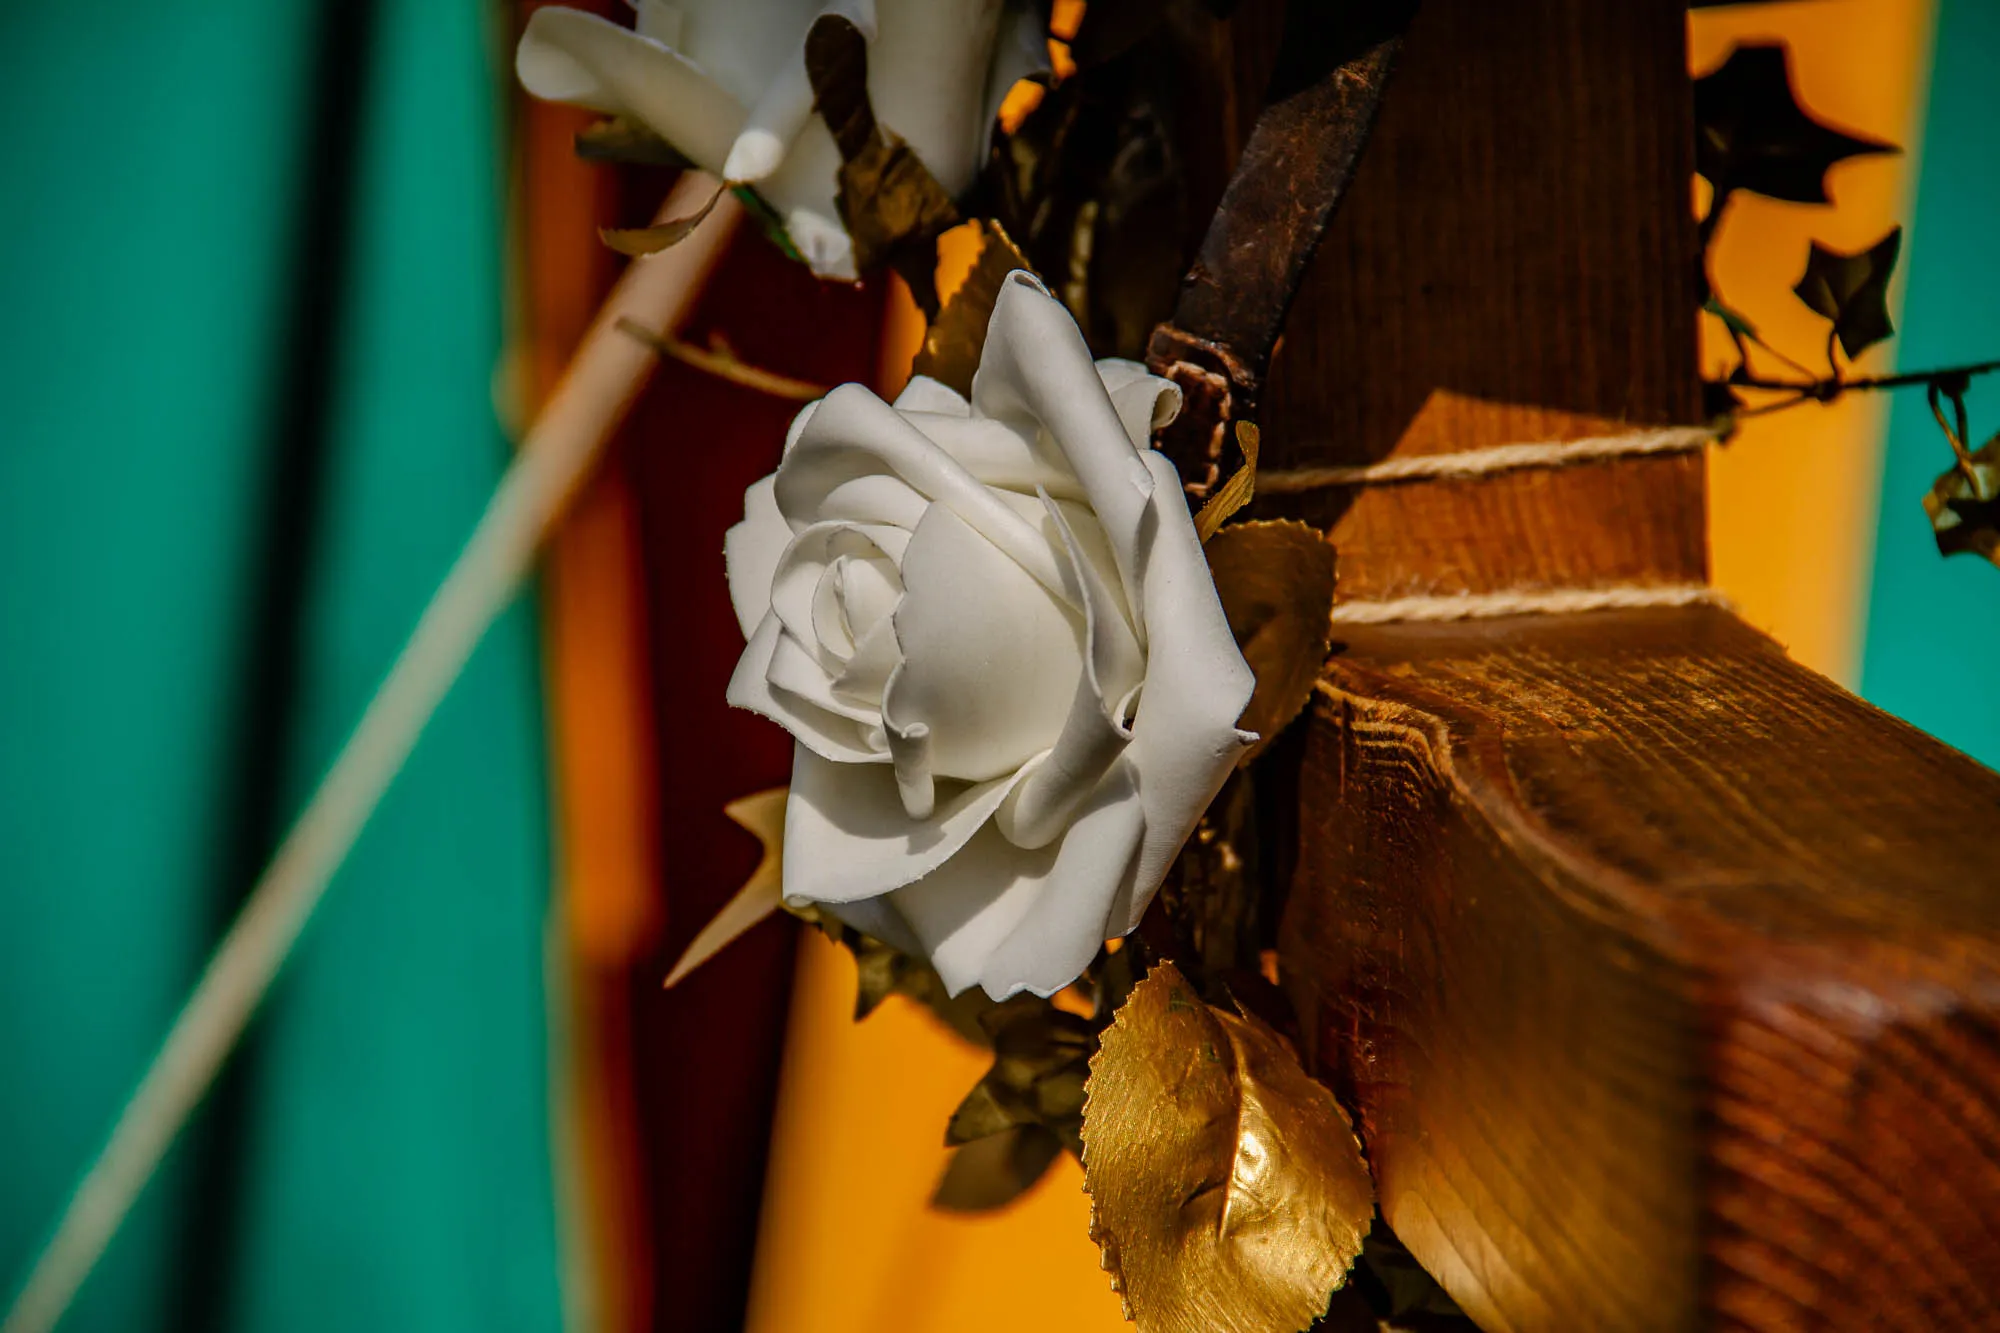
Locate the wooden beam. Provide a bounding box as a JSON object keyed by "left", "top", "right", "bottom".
{"left": 1226, "top": 0, "right": 2000, "bottom": 1326}
{"left": 1285, "top": 607, "right": 2000, "bottom": 1329}
{"left": 1257, "top": 0, "right": 1704, "bottom": 602}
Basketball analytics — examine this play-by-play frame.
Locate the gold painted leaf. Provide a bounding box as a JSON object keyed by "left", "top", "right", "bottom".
{"left": 908, "top": 221, "right": 1035, "bottom": 397}
{"left": 599, "top": 181, "right": 729, "bottom": 256}
{"left": 662, "top": 787, "right": 787, "bottom": 987}
{"left": 1205, "top": 520, "right": 1337, "bottom": 762}
{"left": 1193, "top": 422, "right": 1261, "bottom": 544}
{"left": 1082, "top": 962, "right": 1372, "bottom": 1333}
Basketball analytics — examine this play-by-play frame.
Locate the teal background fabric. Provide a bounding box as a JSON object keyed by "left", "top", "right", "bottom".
{"left": 1860, "top": 0, "right": 2000, "bottom": 769}
{"left": 0, "top": 2, "right": 566, "bottom": 1331}
{"left": 0, "top": 3, "right": 324, "bottom": 1328}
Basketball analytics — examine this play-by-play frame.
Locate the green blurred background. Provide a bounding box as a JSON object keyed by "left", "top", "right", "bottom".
{"left": 0, "top": 3, "right": 562, "bottom": 1330}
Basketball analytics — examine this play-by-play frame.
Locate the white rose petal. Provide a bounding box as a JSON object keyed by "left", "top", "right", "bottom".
{"left": 725, "top": 274, "right": 1255, "bottom": 999}
{"left": 517, "top": 0, "right": 1034, "bottom": 278}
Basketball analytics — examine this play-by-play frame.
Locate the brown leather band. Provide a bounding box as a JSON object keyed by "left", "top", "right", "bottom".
{"left": 1149, "top": 2, "right": 1412, "bottom": 493}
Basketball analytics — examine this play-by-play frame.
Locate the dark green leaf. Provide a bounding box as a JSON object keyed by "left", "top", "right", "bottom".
{"left": 1068, "top": 0, "right": 1166, "bottom": 68}
{"left": 804, "top": 14, "right": 876, "bottom": 157}
{"left": 1356, "top": 1228, "right": 1474, "bottom": 1322}
{"left": 931, "top": 1125, "right": 1065, "bottom": 1212}
{"left": 945, "top": 996, "right": 1095, "bottom": 1153}
{"left": 976, "top": 32, "right": 1187, "bottom": 358}
{"left": 1155, "top": 770, "right": 1267, "bottom": 995}
{"left": 1694, "top": 44, "right": 1894, "bottom": 203}
{"left": 574, "top": 116, "right": 691, "bottom": 168}
{"left": 1702, "top": 295, "right": 1758, "bottom": 339}
{"left": 805, "top": 13, "right": 960, "bottom": 310}
{"left": 790, "top": 908, "right": 998, "bottom": 1044}
{"left": 1702, "top": 378, "right": 1746, "bottom": 426}
{"left": 1924, "top": 434, "right": 2000, "bottom": 568}
{"left": 1792, "top": 226, "right": 1901, "bottom": 359}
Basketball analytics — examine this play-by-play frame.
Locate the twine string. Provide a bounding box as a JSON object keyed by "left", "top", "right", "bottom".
{"left": 1257, "top": 423, "right": 1719, "bottom": 494}
{"left": 1330, "top": 584, "right": 1729, "bottom": 626}
{"left": 1258, "top": 423, "right": 1726, "bottom": 625}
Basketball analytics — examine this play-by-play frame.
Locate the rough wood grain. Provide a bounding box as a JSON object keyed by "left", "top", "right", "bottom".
{"left": 1281, "top": 607, "right": 2000, "bottom": 1329}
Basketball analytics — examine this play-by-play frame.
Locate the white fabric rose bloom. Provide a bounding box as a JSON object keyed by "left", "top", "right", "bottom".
{"left": 725, "top": 273, "right": 1256, "bottom": 999}
{"left": 516, "top": 0, "right": 1045, "bottom": 278}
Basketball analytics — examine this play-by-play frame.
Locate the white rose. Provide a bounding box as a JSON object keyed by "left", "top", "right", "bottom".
{"left": 516, "top": 0, "right": 1046, "bottom": 278}
{"left": 725, "top": 273, "right": 1256, "bottom": 999}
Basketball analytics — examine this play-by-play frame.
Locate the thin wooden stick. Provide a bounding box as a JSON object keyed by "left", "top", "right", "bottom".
{"left": 0, "top": 174, "right": 742, "bottom": 1333}
{"left": 613, "top": 319, "right": 829, "bottom": 402}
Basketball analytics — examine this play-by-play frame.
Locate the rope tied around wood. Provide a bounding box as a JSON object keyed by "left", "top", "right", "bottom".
{"left": 1331, "top": 584, "right": 1732, "bottom": 625}
{"left": 1258, "top": 422, "right": 1722, "bottom": 493}
{"left": 1263, "top": 421, "right": 1730, "bottom": 625}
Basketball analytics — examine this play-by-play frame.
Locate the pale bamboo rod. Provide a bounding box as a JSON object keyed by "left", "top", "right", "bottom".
{"left": 2, "top": 174, "right": 742, "bottom": 1333}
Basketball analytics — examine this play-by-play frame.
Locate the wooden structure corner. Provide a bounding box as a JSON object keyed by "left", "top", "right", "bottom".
{"left": 1237, "top": 0, "right": 2000, "bottom": 1327}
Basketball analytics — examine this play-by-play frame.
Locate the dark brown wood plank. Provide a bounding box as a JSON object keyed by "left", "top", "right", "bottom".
{"left": 1253, "top": 0, "right": 1705, "bottom": 597}
{"left": 1282, "top": 606, "right": 2000, "bottom": 1330}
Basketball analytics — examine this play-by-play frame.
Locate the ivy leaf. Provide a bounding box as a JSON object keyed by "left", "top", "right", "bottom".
{"left": 946, "top": 996, "right": 1096, "bottom": 1154}
{"left": 1694, "top": 44, "right": 1894, "bottom": 204}
{"left": 805, "top": 14, "right": 961, "bottom": 313}
{"left": 840, "top": 931, "right": 996, "bottom": 1045}
{"left": 1924, "top": 434, "right": 2000, "bottom": 568}
{"left": 1792, "top": 226, "right": 1902, "bottom": 359}
{"left": 1702, "top": 378, "right": 1746, "bottom": 428}
{"left": 977, "top": 34, "right": 1187, "bottom": 358}
{"left": 1205, "top": 519, "right": 1338, "bottom": 762}
{"left": 1082, "top": 962, "right": 1373, "bottom": 1333}
{"left": 1702, "top": 294, "right": 1758, "bottom": 340}
{"left": 932, "top": 1124, "right": 1066, "bottom": 1212}
{"left": 1155, "top": 772, "right": 1266, "bottom": 994}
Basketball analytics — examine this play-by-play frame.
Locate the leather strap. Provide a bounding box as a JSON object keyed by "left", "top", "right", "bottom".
{"left": 1148, "top": 1, "right": 1414, "bottom": 494}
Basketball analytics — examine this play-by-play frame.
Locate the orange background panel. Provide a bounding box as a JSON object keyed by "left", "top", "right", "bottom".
{"left": 745, "top": 932, "right": 1129, "bottom": 1333}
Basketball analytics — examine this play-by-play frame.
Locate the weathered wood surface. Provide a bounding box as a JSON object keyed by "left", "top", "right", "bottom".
{"left": 1282, "top": 608, "right": 2000, "bottom": 1329}
{"left": 1176, "top": 0, "right": 2000, "bottom": 1327}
